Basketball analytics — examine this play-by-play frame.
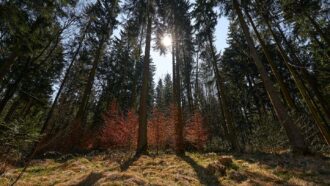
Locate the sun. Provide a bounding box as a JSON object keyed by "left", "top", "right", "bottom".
{"left": 161, "top": 34, "right": 172, "bottom": 47}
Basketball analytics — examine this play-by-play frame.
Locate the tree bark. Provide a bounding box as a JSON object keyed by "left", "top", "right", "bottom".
{"left": 173, "top": 29, "right": 184, "bottom": 154}
{"left": 131, "top": 26, "right": 145, "bottom": 110}
{"left": 232, "top": 0, "right": 309, "bottom": 154}
{"left": 208, "top": 33, "right": 240, "bottom": 152}
{"left": 182, "top": 48, "right": 194, "bottom": 112}
{"left": 244, "top": 8, "right": 296, "bottom": 110}
{"left": 136, "top": 1, "right": 152, "bottom": 155}
{"left": 75, "top": 34, "right": 107, "bottom": 126}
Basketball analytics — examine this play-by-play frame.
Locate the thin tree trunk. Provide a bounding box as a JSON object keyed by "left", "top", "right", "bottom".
{"left": 136, "top": 1, "right": 152, "bottom": 155}
{"left": 174, "top": 29, "right": 184, "bottom": 154}
{"left": 232, "top": 0, "right": 309, "bottom": 153}
{"left": 172, "top": 32, "right": 176, "bottom": 95}
{"left": 195, "top": 49, "right": 200, "bottom": 108}
{"left": 208, "top": 33, "right": 240, "bottom": 151}
{"left": 275, "top": 23, "right": 330, "bottom": 120}
{"left": 182, "top": 48, "right": 194, "bottom": 112}
{"left": 131, "top": 26, "right": 145, "bottom": 109}
{"left": 75, "top": 34, "right": 107, "bottom": 126}
{"left": 264, "top": 17, "right": 330, "bottom": 145}
{"left": 244, "top": 8, "right": 296, "bottom": 110}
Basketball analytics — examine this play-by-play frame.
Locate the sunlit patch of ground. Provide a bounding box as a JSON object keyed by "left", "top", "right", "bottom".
{"left": 1, "top": 151, "right": 329, "bottom": 185}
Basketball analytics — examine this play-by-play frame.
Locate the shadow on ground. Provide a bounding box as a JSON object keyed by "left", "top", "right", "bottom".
{"left": 120, "top": 154, "right": 140, "bottom": 171}
{"left": 179, "top": 154, "right": 221, "bottom": 186}
{"left": 232, "top": 152, "right": 330, "bottom": 185}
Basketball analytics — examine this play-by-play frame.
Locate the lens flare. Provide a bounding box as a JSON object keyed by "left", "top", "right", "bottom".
{"left": 161, "top": 34, "right": 172, "bottom": 47}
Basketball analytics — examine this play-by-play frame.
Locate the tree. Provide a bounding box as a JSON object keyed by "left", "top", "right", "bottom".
{"left": 73, "top": 0, "right": 120, "bottom": 130}
{"left": 0, "top": 0, "right": 75, "bottom": 80}
{"left": 244, "top": 7, "right": 296, "bottom": 111}
{"left": 136, "top": 0, "right": 153, "bottom": 155}
{"left": 193, "top": 0, "right": 240, "bottom": 151}
{"left": 41, "top": 19, "right": 91, "bottom": 134}
{"left": 231, "top": 0, "right": 309, "bottom": 154}
{"left": 258, "top": 7, "right": 330, "bottom": 145}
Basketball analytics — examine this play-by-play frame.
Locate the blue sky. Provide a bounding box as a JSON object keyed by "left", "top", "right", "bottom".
{"left": 152, "top": 17, "right": 229, "bottom": 82}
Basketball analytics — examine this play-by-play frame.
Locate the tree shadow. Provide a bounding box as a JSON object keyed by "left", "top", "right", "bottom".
{"left": 179, "top": 154, "right": 221, "bottom": 186}
{"left": 232, "top": 152, "right": 330, "bottom": 185}
{"left": 233, "top": 152, "right": 329, "bottom": 170}
{"left": 76, "top": 172, "right": 103, "bottom": 186}
{"left": 120, "top": 153, "right": 141, "bottom": 171}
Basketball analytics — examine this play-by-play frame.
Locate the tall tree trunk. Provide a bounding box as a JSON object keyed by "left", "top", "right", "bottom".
{"left": 136, "top": 1, "right": 152, "bottom": 155}
{"left": 185, "top": 62, "right": 194, "bottom": 113}
{"left": 208, "top": 33, "right": 240, "bottom": 151}
{"left": 75, "top": 34, "right": 107, "bottom": 126}
{"left": 244, "top": 8, "right": 296, "bottom": 110}
{"left": 172, "top": 32, "right": 176, "bottom": 96}
{"left": 174, "top": 30, "right": 184, "bottom": 154}
{"left": 131, "top": 26, "right": 145, "bottom": 110}
{"left": 182, "top": 48, "right": 194, "bottom": 112}
{"left": 263, "top": 17, "right": 330, "bottom": 145}
{"left": 194, "top": 49, "right": 200, "bottom": 108}
{"left": 232, "top": 0, "right": 309, "bottom": 153}
{"left": 275, "top": 23, "right": 330, "bottom": 120}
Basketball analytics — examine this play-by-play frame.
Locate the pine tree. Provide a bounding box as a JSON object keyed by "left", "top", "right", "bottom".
{"left": 231, "top": 0, "right": 309, "bottom": 154}
{"left": 193, "top": 0, "right": 240, "bottom": 151}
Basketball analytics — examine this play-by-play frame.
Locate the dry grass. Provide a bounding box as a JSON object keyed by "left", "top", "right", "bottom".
{"left": 0, "top": 151, "right": 329, "bottom": 186}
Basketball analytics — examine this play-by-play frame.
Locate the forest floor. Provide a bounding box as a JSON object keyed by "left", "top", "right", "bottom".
{"left": 1, "top": 151, "right": 330, "bottom": 186}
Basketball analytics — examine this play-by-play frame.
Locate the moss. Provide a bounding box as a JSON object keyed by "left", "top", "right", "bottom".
{"left": 228, "top": 162, "right": 239, "bottom": 170}
{"left": 27, "top": 166, "right": 44, "bottom": 173}
{"left": 273, "top": 171, "right": 292, "bottom": 181}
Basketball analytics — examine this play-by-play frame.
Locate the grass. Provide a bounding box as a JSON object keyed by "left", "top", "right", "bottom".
{"left": 0, "top": 151, "right": 329, "bottom": 185}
